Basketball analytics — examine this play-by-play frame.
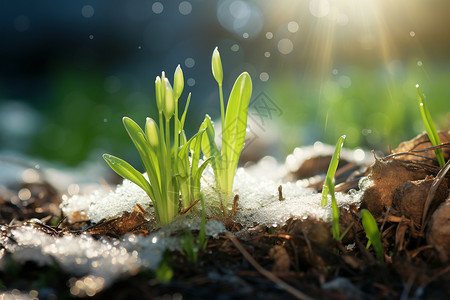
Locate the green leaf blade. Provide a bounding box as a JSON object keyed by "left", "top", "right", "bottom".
{"left": 321, "top": 135, "right": 346, "bottom": 207}
{"left": 416, "top": 85, "right": 445, "bottom": 167}
{"left": 361, "top": 209, "right": 384, "bottom": 261}
{"left": 103, "top": 154, "right": 154, "bottom": 199}
{"left": 223, "top": 72, "right": 252, "bottom": 191}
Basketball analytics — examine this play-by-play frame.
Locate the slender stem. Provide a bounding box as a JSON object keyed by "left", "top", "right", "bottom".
{"left": 174, "top": 98, "right": 179, "bottom": 154}
{"left": 218, "top": 83, "right": 229, "bottom": 202}
{"left": 219, "top": 83, "right": 225, "bottom": 131}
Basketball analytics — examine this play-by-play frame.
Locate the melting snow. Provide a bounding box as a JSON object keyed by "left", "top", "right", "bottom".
{"left": 2, "top": 145, "right": 371, "bottom": 295}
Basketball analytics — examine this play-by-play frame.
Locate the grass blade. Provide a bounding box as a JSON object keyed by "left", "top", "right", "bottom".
{"left": 321, "top": 135, "right": 346, "bottom": 207}
{"left": 416, "top": 85, "right": 445, "bottom": 167}
{"left": 361, "top": 209, "right": 384, "bottom": 262}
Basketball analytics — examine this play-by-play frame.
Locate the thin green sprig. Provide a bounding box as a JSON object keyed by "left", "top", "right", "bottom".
{"left": 361, "top": 209, "right": 384, "bottom": 262}
{"left": 321, "top": 135, "right": 347, "bottom": 241}
{"left": 202, "top": 47, "right": 253, "bottom": 211}
{"left": 416, "top": 84, "right": 445, "bottom": 167}
{"left": 321, "top": 135, "right": 346, "bottom": 207}
{"left": 103, "top": 66, "right": 208, "bottom": 226}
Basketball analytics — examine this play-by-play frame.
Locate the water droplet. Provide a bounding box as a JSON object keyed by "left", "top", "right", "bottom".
{"left": 265, "top": 32, "right": 273, "bottom": 39}
{"left": 259, "top": 72, "right": 269, "bottom": 82}
{"left": 89, "top": 35, "right": 94, "bottom": 40}
{"left": 138, "top": 46, "right": 142, "bottom": 50}
{"left": 152, "top": 2, "right": 164, "bottom": 14}
{"left": 410, "top": 31, "right": 415, "bottom": 37}
{"left": 277, "top": 38, "right": 294, "bottom": 54}
{"left": 104, "top": 118, "right": 108, "bottom": 123}
{"left": 243, "top": 32, "right": 249, "bottom": 38}
{"left": 185, "top": 57, "right": 195, "bottom": 68}
{"left": 81, "top": 5, "right": 95, "bottom": 18}
{"left": 264, "top": 51, "right": 271, "bottom": 58}
{"left": 231, "top": 44, "right": 239, "bottom": 52}
{"left": 287, "top": 21, "right": 299, "bottom": 33}
{"left": 417, "top": 60, "right": 423, "bottom": 67}
{"left": 332, "top": 69, "right": 338, "bottom": 75}
{"left": 179, "top": 1, "right": 192, "bottom": 15}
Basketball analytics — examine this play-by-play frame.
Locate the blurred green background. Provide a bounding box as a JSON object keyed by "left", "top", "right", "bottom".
{"left": 0, "top": 0, "right": 449, "bottom": 167}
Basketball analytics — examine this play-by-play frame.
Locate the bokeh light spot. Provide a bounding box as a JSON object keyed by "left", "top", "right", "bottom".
{"left": 287, "top": 21, "right": 299, "bottom": 33}
{"left": 417, "top": 60, "right": 423, "bottom": 66}
{"left": 89, "top": 34, "right": 94, "bottom": 40}
{"left": 231, "top": 44, "right": 239, "bottom": 51}
{"left": 185, "top": 57, "right": 195, "bottom": 68}
{"left": 265, "top": 32, "right": 273, "bottom": 39}
{"left": 18, "top": 188, "right": 31, "bottom": 201}
{"left": 243, "top": 32, "right": 249, "bottom": 38}
{"left": 259, "top": 72, "right": 269, "bottom": 82}
{"left": 187, "top": 78, "right": 196, "bottom": 87}
{"left": 309, "top": 0, "right": 330, "bottom": 18}
{"left": 179, "top": 1, "right": 192, "bottom": 15}
{"left": 410, "top": 31, "right": 416, "bottom": 37}
{"left": 277, "top": 38, "right": 294, "bottom": 54}
{"left": 152, "top": 2, "right": 164, "bottom": 14}
{"left": 338, "top": 75, "right": 352, "bottom": 88}
{"left": 81, "top": 5, "right": 95, "bottom": 18}
{"left": 264, "top": 51, "right": 271, "bottom": 58}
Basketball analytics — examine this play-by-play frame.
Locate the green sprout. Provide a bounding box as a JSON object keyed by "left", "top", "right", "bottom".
{"left": 103, "top": 66, "right": 209, "bottom": 226}
{"left": 361, "top": 209, "right": 384, "bottom": 261}
{"left": 321, "top": 135, "right": 347, "bottom": 241}
{"left": 201, "top": 47, "right": 253, "bottom": 211}
{"left": 416, "top": 84, "right": 445, "bottom": 167}
{"left": 321, "top": 135, "right": 346, "bottom": 207}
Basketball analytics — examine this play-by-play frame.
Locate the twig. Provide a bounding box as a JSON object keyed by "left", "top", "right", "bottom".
{"left": 384, "top": 142, "right": 450, "bottom": 159}
{"left": 225, "top": 232, "right": 314, "bottom": 300}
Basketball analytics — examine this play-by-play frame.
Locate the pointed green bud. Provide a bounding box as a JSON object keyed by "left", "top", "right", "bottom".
{"left": 211, "top": 47, "right": 223, "bottom": 85}
{"left": 145, "top": 117, "right": 159, "bottom": 148}
{"left": 155, "top": 76, "right": 164, "bottom": 113}
{"left": 173, "top": 64, "right": 184, "bottom": 101}
{"left": 163, "top": 78, "right": 175, "bottom": 120}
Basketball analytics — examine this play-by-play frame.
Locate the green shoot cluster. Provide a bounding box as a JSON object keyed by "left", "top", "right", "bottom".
{"left": 103, "top": 48, "right": 252, "bottom": 225}
{"left": 200, "top": 48, "right": 253, "bottom": 211}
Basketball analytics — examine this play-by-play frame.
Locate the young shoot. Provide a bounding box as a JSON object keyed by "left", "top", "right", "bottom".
{"left": 416, "top": 84, "right": 445, "bottom": 167}
{"left": 321, "top": 135, "right": 346, "bottom": 207}
{"left": 361, "top": 209, "right": 384, "bottom": 262}
{"left": 103, "top": 66, "right": 209, "bottom": 226}
{"left": 201, "top": 47, "right": 253, "bottom": 211}
{"left": 321, "top": 135, "right": 347, "bottom": 241}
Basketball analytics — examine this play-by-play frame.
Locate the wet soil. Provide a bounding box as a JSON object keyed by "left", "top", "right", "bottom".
{"left": 1, "top": 131, "right": 450, "bottom": 299}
